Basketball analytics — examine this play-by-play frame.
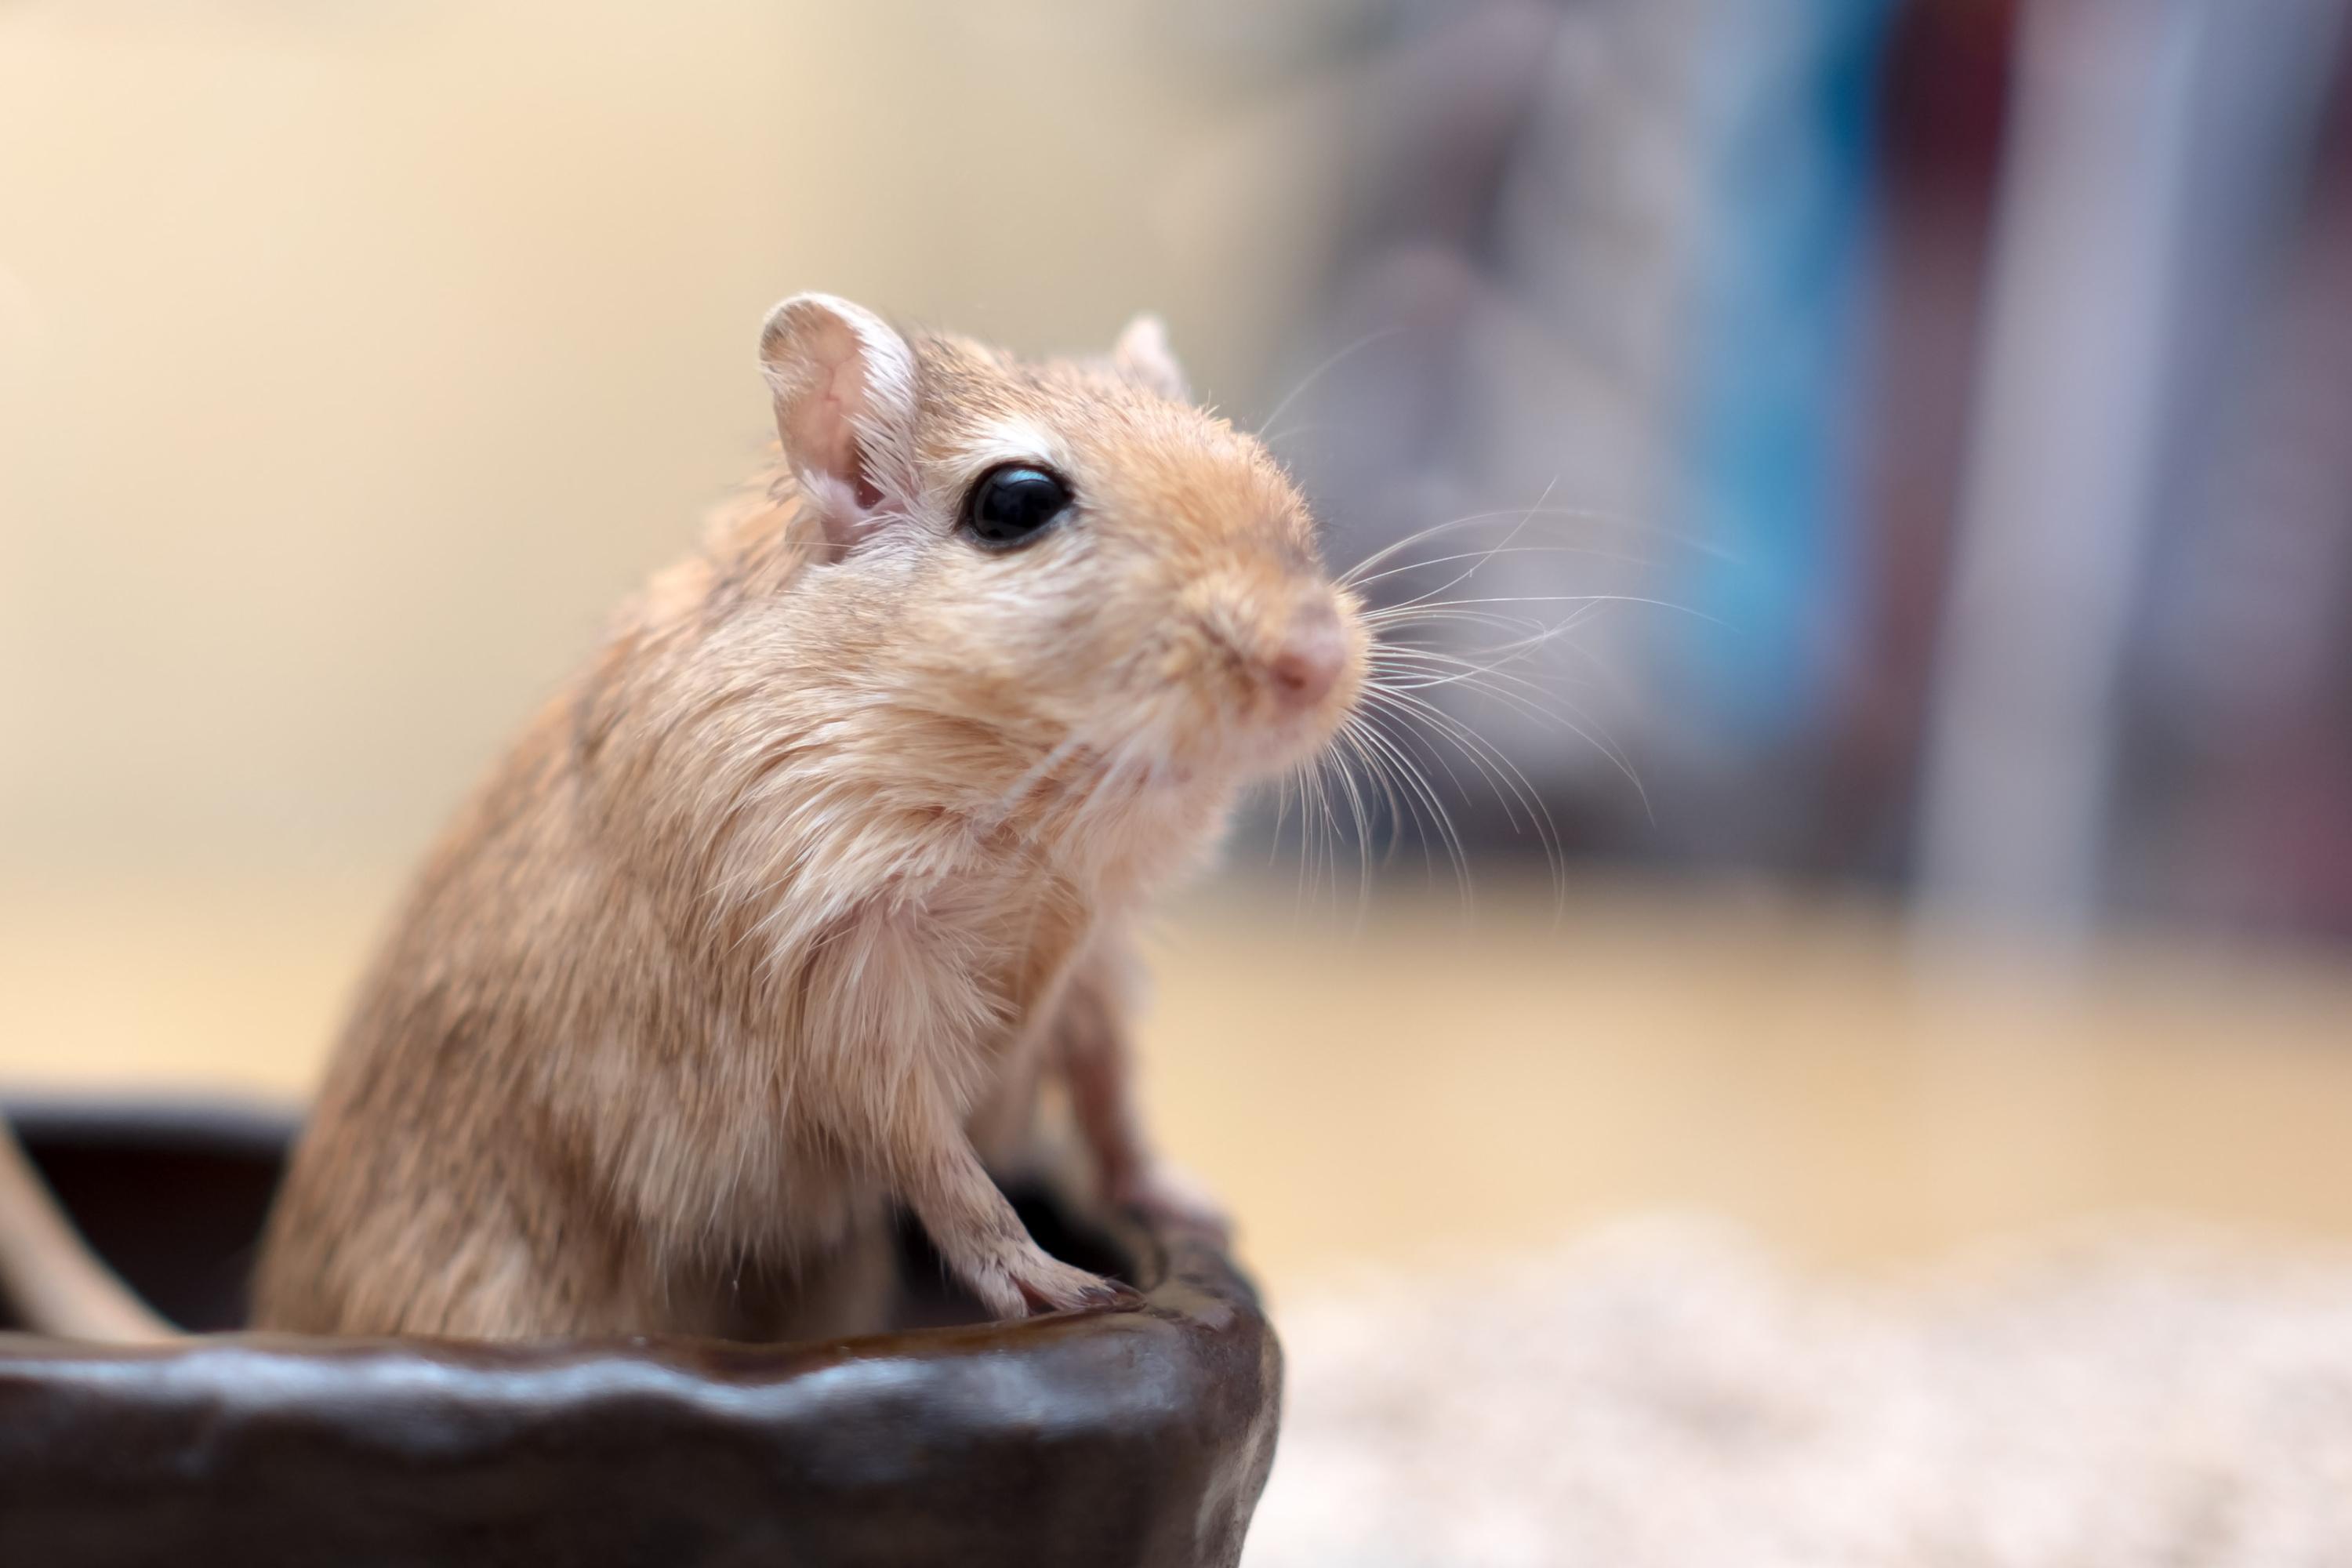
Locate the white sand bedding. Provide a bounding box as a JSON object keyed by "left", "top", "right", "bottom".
{"left": 1244, "top": 1221, "right": 2352, "bottom": 1567}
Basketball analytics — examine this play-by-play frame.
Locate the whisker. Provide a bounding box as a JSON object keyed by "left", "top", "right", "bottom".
{"left": 1369, "top": 608, "right": 1614, "bottom": 699}
{"left": 1306, "top": 749, "right": 1345, "bottom": 912}
{"left": 1360, "top": 686, "right": 1533, "bottom": 838}
{"left": 1346, "top": 711, "right": 1475, "bottom": 907}
{"left": 1365, "top": 593, "right": 1719, "bottom": 625}
{"left": 1345, "top": 541, "right": 1664, "bottom": 593}
{"left": 1324, "top": 724, "right": 1388, "bottom": 930}
{"left": 1338, "top": 507, "right": 1583, "bottom": 588}
{"left": 1255, "top": 328, "right": 1405, "bottom": 441}
{"left": 1268, "top": 768, "right": 1294, "bottom": 872}
{"left": 1298, "top": 752, "right": 1336, "bottom": 912}
{"left": 1367, "top": 610, "right": 1559, "bottom": 644}
{"left": 1372, "top": 661, "right": 1602, "bottom": 717}
{"left": 1255, "top": 419, "right": 1332, "bottom": 452}
{"left": 1370, "top": 479, "right": 1558, "bottom": 612}
{"left": 1373, "top": 665, "right": 1650, "bottom": 827}
{"left": 1348, "top": 719, "right": 1439, "bottom": 882}
{"left": 1367, "top": 597, "right": 1683, "bottom": 683}
{"left": 1333, "top": 717, "right": 1409, "bottom": 872}
{"left": 1352, "top": 695, "right": 1482, "bottom": 826}
{"left": 1338, "top": 506, "right": 1739, "bottom": 590}
{"left": 1320, "top": 721, "right": 1378, "bottom": 923}
{"left": 1359, "top": 688, "right": 1570, "bottom": 901}
{"left": 1334, "top": 495, "right": 1554, "bottom": 633}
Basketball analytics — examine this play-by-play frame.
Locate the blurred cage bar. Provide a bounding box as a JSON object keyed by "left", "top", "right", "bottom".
{"left": 1212, "top": 0, "right": 2352, "bottom": 946}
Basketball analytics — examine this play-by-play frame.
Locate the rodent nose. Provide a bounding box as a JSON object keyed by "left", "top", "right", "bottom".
{"left": 1268, "top": 601, "right": 1346, "bottom": 708}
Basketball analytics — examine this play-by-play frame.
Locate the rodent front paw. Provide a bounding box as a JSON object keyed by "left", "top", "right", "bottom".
{"left": 967, "top": 1243, "right": 1134, "bottom": 1319}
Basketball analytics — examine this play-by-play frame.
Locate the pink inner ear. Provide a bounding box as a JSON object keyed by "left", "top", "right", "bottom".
{"left": 782, "top": 321, "right": 880, "bottom": 502}
{"left": 814, "top": 356, "right": 866, "bottom": 480}
{"left": 764, "top": 296, "right": 919, "bottom": 544}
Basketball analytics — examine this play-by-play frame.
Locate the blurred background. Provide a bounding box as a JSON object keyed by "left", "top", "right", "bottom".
{"left": 7, "top": 0, "right": 2352, "bottom": 1555}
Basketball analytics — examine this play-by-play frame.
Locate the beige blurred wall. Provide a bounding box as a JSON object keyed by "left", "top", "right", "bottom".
{"left": 0, "top": 1, "right": 1338, "bottom": 878}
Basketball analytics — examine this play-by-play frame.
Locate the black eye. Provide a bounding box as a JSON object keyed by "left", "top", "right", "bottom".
{"left": 961, "top": 464, "right": 1072, "bottom": 549}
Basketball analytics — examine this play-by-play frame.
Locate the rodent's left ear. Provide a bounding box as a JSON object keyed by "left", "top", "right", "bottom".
{"left": 760, "top": 293, "right": 921, "bottom": 556}
{"left": 1112, "top": 312, "right": 1189, "bottom": 403}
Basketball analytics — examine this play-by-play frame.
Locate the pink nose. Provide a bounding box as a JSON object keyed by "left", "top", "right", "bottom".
{"left": 1268, "top": 601, "right": 1346, "bottom": 707}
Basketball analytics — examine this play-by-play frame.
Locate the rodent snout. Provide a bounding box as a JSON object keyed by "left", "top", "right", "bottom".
{"left": 1268, "top": 600, "right": 1347, "bottom": 709}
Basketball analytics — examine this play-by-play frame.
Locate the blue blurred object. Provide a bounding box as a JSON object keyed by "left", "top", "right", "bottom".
{"left": 1667, "top": 0, "right": 1898, "bottom": 744}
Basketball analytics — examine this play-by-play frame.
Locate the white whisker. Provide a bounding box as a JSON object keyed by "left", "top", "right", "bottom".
{"left": 1344, "top": 540, "right": 1664, "bottom": 593}
{"left": 1338, "top": 506, "right": 1738, "bottom": 589}
{"left": 1360, "top": 686, "right": 1534, "bottom": 837}
{"left": 1359, "top": 688, "right": 1569, "bottom": 906}
{"left": 1322, "top": 723, "right": 1378, "bottom": 924}
{"left": 1255, "top": 328, "right": 1405, "bottom": 441}
{"left": 1365, "top": 593, "right": 1718, "bottom": 626}
{"left": 1347, "top": 712, "right": 1474, "bottom": 907}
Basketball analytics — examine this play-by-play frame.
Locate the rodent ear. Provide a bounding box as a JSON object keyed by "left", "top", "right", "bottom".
{"left": 1112, "top": 312, "right": 1189, "bottom": 403}
{"left": 759, "top": 293, "right": 920, "bottom": 554}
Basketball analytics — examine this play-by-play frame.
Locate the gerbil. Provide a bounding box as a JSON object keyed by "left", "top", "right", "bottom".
{"left": 220, "top": 295, "right": 1371, "bottom": 1338}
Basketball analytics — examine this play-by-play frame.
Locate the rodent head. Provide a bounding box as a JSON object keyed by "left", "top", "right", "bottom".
{"left": 757, "top": 293, "right": 1367, "bottom": 824}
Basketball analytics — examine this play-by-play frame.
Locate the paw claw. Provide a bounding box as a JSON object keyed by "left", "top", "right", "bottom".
{"left": 1006, "top": 1254, "right": 1133, "bottom": 1317}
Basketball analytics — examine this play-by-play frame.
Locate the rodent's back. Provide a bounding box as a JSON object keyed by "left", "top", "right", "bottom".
{"left": 252, "top": 691, "right": 626, "bottom": 1333}
{"left": 254, "top": 491, "right": 840, "bottom": 1335}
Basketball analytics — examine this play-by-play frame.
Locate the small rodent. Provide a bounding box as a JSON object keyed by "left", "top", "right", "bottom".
{"left": 212, "top": 295, "right": 1367, "bottom": 1338}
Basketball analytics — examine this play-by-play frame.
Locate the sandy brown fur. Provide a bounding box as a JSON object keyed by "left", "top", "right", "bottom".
{"left": 251, "top": 300, "right": 1364, "bottom": 1338}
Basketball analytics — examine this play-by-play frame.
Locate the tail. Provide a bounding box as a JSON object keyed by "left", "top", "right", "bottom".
{"left": 0, "top": 1117, "right": 176, "bottom": 1341}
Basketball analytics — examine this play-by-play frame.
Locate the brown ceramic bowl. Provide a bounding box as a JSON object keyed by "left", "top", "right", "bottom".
{"left": 0, "top": 1098, "right": 1282, "bottom": 1566}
